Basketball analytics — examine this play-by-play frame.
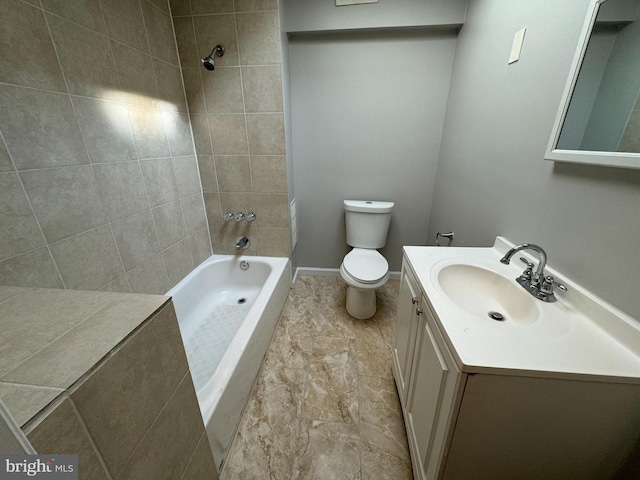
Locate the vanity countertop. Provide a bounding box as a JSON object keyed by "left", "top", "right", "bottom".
{"left": 0, "top": 286, "right": 169, "bottom": 427}
{"left": 403, "top": 238, "right": 640, "bottom": 384}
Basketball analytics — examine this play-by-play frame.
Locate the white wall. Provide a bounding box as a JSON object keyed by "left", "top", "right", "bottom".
{"left": 289, "top": 29, "right": 458, "bottom": 271}
{"left": 429, "top": 0, "right": 640, "bottom": 319}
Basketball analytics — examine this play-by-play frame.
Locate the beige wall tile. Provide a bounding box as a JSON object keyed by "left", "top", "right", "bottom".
{"left": 71, "top": 303, "right": 189, "bottom": 475}
{"left": 0, "top": 84, "right": 89, "bottom": 170}
{"left": 173, "top": 155, "right": 202, "bottom": 197}
{"left": 253, "top": 193, "right": 288, "bottom": 226}
{"left": 188, "top": 228, "right": 212, "bottom": 266}
{"left": 111, "top": 43, "right": 159, "bottom": 107}
{"left": 117, "top": 374, "right": 205, "bottom": 480}
{"left": 202, "top": 67, "right": 244, "bottom": 114}
{"left": 101, "top": 0, "right": 149, "bottom": 52}
{"left": 50, "top": 226, "right": 125, "bottom": 290}
{"left": 0, "top": 0, "right": 66, "bottom": 92}
{"left": 0, "top": 173, "right": 45, "bottom": 260}
{"left": 3, "top": 294, "right": 167, "bottom": 389}
{"left": 152, "top": 201, "right": 188, "bottom": 250}
{"left": 71, "top": 96, "right": 138, "bottom": 163}
{"left": 148, "top": 0, "right": 170, "bottom": 14}
{"left": 165, "top": 111, "right": 195, "bottom": 156}
{"left": 163, "top": 239, "right": 195, "bottom": 285}
{"left": 47, "top": 14, "right": 120, "bottom": 99}
{"left": 100, "top": 275, "right": 132, "bottom": 293}
{"left": 181, "top": 194, "right": 208, "bottom": 234}
{"left": 140, "top": 157, "right": 180, "bottom": 207}
{"left": 28, "top": 398, "right": 111, "bottom": 480}
{"left": 141, "top": 1, "right": 179, "bottom": 65}
{"left": 0, "top": 141, "right": 13, "bottom": 172}
{"left": 169, "top": 0, "right": 191, "bottom": 16}
{"left": 246, "top": 114, "right": 285, "bottom": 155}
{"left": 210, "top": 114, "right": 249, "bottom": 155}
{"left": 173, "top": 16, "right": 199, "bottom": 68}
{"left": 234, "top": 0, "right": 278, "bottom": 12}
{"left": 236, "top": 11, "right": 281, "bottom": 65}
{"left": 209, "top": 222, "right": 257, "bottom": 255}
{"left": 257, "top": 226, "right": 290, "bottom": 257}
{"left": 219, "top": 192, "right": 254, "bottom": 216}
{"left": 94, "top": 162, "right": 150, "bottom": 221}
{"left": 154, "top": 60, "right": 189, "bottom": 112}
{"left": 190, "top": 113, "right": 214, "bottom": 154}
{"left": 112, "top": 211, "right": 161, "bottom": 270}
{"left": 193, "top": 15, "right": 239, "bottom": 67}
{"left": 242, "top": 66, "right": 283, "bottom": 113}
{"left": 250, "top": 155, "right": 287, "bottom": 193}
{"left": 0, "top": 383, "right": 63, "bottom": 428}
{"left": 191, "top": 0, "right": 233, "bottom": 15}
{"left": 204, "top": 192, "right": 223, "bottom": 226}
{"left": 40, "top": 0, "right": 106, "bottom": 34}
{"left": 128, "top": 105, "right": 172, "bottom": 159}
{"left": 198, "top": 155, "right": 218, "bottom": 192}
{"left": 182, "top": 68, "right": 207, "bottom": 113}
{"left": 127, "top": 254, "right": 171, "bottom": 294}
{"left": 20, "top": 165, "right": 109, "bottom": 244}
{"left": 181, "top": 432, "right": 219, "bottom": 480}
{"left": 0, "top": 289, "right": 118, "bottom": 375}
{"left": 216, "top": 156, "right": 252, "bottom": 192}
{"left": 0, "top": 247, "right": 64, "bottom": 289}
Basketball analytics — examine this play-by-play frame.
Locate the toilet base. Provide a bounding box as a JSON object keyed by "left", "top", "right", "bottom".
{"left": 345, "top": 286, "right": 377, "bottom": 320}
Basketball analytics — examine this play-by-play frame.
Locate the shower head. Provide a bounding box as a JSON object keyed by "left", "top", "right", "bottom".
{"left": 202, "top": 45, "right": 224, "bottom": 71}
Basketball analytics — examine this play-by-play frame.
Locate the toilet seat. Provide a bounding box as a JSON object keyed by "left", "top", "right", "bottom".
{"left": 342, "top": 248, "right": 388, "bottom": 284}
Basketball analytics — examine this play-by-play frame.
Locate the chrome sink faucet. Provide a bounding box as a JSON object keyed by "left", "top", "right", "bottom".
{"left": 500, "top": 243, "right": 566, "bottom": 302}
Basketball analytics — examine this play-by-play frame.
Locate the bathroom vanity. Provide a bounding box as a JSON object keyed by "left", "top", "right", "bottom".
{"left": 393, "top": 238, "right": 640, "bottom": 480}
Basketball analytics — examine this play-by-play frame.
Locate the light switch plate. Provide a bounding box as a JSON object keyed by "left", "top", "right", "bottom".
{"left": 508, "top": 28, "right": 526, "bottom": 64}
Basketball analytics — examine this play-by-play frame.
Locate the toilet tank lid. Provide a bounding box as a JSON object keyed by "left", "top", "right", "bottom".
{"left": 344, "top": 200, "right": 394, "bottom": 213}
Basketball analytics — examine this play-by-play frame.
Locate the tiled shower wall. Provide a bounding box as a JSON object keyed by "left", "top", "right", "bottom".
{"left": 0, "top": 0, "right": 211, "bottom": 294}
{"left": 170, "top": 0, "right": 291, "bottom": 256}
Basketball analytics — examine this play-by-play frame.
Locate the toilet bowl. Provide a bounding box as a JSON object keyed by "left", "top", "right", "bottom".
{"left": 340, "top": 248, "right": 390, "bottom": 319}
{"left": 340, "top": 200, "right": 394, "bottom": 319}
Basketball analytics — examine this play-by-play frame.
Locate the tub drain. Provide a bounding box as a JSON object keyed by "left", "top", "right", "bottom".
{"left": 488, "top": 311, "right": 505, "bottom": 321}
{"left": 237, "top": 298, "right": 247, "bottom": 305}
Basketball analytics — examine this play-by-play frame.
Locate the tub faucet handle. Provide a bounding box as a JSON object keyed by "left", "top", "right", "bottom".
{"left": 246, "top": 212, "right": 256, "bottom": 222}
{"left": 235, "top": 212, "right": 245, "bottom": 222}
{"left": 236, "top": 236, "right": 250, "bottom": 250}
{"left": 223, "top": 212, "right": 234, "bottom": 221}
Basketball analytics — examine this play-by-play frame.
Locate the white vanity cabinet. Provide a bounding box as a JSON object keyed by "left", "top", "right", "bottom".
{"left": 393, "top": 259, "right": 465, "bottom": 480}
{"left": 393, "top": 252, "right": 640, "bottom": 480}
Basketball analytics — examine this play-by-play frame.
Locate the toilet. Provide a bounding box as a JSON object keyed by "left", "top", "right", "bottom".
{"left": 340, "top": 200, "right": 394, "bottom": 319}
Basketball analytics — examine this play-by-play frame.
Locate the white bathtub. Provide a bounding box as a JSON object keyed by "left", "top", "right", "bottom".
{"left": 167, "top": 254, "right": 291, "bottom": 471}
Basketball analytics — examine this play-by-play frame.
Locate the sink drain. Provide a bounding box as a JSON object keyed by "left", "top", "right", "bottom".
{"left": 488, "top": 311, "right": 505, "bottom": 321}
{"left": 237, "top": 298, "right": 247, "bottom": 305}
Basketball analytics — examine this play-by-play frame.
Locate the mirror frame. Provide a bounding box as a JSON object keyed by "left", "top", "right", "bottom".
{"left": 545, "top": 0, "right": 640, "bottom": 169}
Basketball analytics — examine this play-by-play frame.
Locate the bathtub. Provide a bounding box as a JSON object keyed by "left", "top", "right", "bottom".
{"left": 167, "top": 254, "right": 291, "bottom": 471}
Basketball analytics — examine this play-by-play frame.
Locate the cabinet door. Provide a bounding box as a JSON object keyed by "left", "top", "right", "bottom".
{"left": 407, "top": 300, "right": 462, "bottom": 480}
{"left": 393, "top": 262, "right": 422, "bottom": 403}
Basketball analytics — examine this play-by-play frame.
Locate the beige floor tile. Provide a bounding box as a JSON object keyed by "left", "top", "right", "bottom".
{"left": 221, "top": 275, "right": 412, "bottom": 479}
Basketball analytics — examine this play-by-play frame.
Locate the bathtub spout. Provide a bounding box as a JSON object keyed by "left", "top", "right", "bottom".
{"left": 236, "top": 236, "right": 250, "bottom": 250}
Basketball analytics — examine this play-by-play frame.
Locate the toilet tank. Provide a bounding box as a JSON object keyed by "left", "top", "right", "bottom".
{"left": 344, "top": 200, "right": 394, "bottom": 249}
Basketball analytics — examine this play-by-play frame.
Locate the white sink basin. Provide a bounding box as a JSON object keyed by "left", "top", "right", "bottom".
{"left": 437, "top": 264, "right": 538, "bottom": 325}
{"left": 403, "top": 238, "right": 640, "bottom": 382}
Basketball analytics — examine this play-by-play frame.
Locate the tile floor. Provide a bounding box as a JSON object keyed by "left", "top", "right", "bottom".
{"left": 220, "top": 275, "right": 413, "bottom": 479}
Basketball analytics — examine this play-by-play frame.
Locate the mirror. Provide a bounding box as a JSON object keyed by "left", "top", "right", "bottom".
{"left": 545, "top": 0, "right": 640, "bottom": 169}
